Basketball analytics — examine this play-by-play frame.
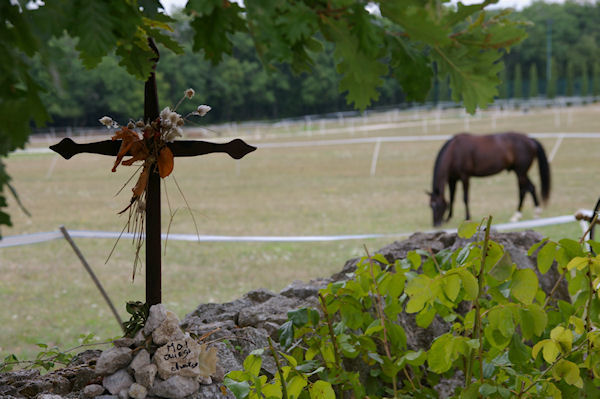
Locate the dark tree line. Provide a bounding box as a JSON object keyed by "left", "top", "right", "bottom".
{"left": 32, "top": 1, "right": 600, "bottom": 129}
{"left": 501, "top": 0, "right": 600, "bottom": 99}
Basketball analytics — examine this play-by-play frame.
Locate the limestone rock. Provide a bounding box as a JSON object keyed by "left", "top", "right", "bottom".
{"left": 152, "top": 311, "right": 185, "bottom": 345}
{"left": 112, "top": 337, "right": 135, "bottom": 348}
{"left": 95, "top": 347, "right": 133, "bottom": 375}
{"left": 133, "top": 330, "right": 146, "bottom": 347}
{"left": 151, "top": 375, "right": 199, "bottom": 399}
{"left": 129, "top": 349, "right": 151, "bottom": 374}
{"left": 198, "top": 375, "right": 212, "bottom": 385}
{"left": 82, "top": 383, "right": 105, "bottom": 398}
{"left": 67, "top": 349, "right": 101, "bottom": 367}
{"left": 144, "top": 304, "right": 167, "bottom": 335}
{"left": 128, "top": 383, "right": 148, "bottom": 399}
{"left": 154, "top": 338, "right": 201, "bottom": 380}
{"left": 134, "top": 364, "right": 157, "bottom": 388}
{"left": 102, "top": 369, "right": 133, "bottom": 395}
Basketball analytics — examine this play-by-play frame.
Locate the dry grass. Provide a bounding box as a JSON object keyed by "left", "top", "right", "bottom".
{"left": 2, "top": 102, "right": 600, "bottom": 360}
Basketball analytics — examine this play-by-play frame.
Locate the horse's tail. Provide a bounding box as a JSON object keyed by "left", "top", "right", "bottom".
{"left": 534, "top": 139, "right": 551, "bottom": 204}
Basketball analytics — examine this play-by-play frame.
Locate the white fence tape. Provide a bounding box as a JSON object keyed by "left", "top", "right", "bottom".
{"left": 0, "top": 213, "right": 588, "bottom": 249}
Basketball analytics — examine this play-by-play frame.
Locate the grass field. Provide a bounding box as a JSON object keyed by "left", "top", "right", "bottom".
{"left": 2, "top": 102, "right": 600, "bottom": 361}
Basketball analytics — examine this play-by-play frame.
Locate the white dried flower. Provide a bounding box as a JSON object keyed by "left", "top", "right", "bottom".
{"left": 197, "top": 104, "right": 211, "bottom": 117}
{"left": 99, "top": 116, "right": 115, "bottom": 128}
{"left": 161, "top": 117, "right": 172, "bottom": 129}
{"left": 185, "top": 88, "right": 195, "bottom": 99}
{"left": 168, "top": 111, "right": 180, "bottom": 125}
{"left": 164, "top": 127, "right": 183, "bottom": 142}
{"left": 160, "top": 107, "right": 171, "bottom": 121}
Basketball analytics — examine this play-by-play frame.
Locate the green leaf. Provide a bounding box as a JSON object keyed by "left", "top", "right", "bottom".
{"left": 552, "top": 359, "right": 583, "bottom": 388}
{"left": 484, "top": 324, "right": 511, "bottom": 349}
{"left": 278, "top": 321, "right": 294, "bottom": 349}
{"left": 322, "top": 18, "right": 387, "bottom": 110}
{"left": 407, "top": 251, "right": 422, "bottom": 269}
{"left": 458, "top": 220, "right": 479, "bottom": 238}
{"left": 442, "top": 274, "right": 461, "bottom": 302}
{"left": 508, "top": 334, "right": 530, "bottom": 365}
{"left": 279, "top": 352, "right": 297, "bottom": 368}
{"left": 519, "top": 304, "right": 547, "bottom": 339}
{"left": 389, "top": 37, "right": 433, "bottom": 102}
{"left": 550, "top": 326, "right": 573, "bottom": 354}
{"left": 460, "top": 383, "right": 481, "bottom": 399}
{"left": 320, "top": 341, "right": 335, "bottom": 364}
{"left": 405, "top": 274, "right": 433, "bottom": 313}
{"left": 510, "top": 269, "right": 538, "bottom": 305}
{"left": 309, "top": 380, "right": 335, "bottom": 399}
{"left": 189, "top": 2, "right": 246, "bottom": 64}
{"left": 115, "top": 41, "right": 156, "bottom": 81}
{"left": 379, "top": 271, "right": 405, "bottom": 299}
{"left": 528, "top": 238, "right": 549, "bottom": 256}
{"left": 287, "top": 375, "right": 308, "bottom": 399}
{"left": 243, "top": 354, "right": 262, "bottom": 377}
{"left": 566, "top": 256, "right": 589, "bottom": 271}
{"left": 488, "top": 251, "right": 514, "bottom": 281}
{"left": 288, "top": 308, "right": 310, "bottom": 327}
{"left": 558, "top": 238, "right": 585, "bottom": 258}
{"left": 364, "top": 319, "right": 383, "bottom": 336}
{"left": 223, "top": 377, "right": 250, "bottom": 399}
{"left": 541, "top": 340, "right": 560, "bottom": 363}
{"left": 416, "top": 305, "right": 437, "bottom": 328}
{"left": 428, "top": 333, "right": 454, "bottom": 373}
{"left": 479, "top": 384, "right": 497, "bottom": 396}
{"left": 537, "top": 242, "right": 557, "bottom": 274}
{"left": 457, "top": 269, "right": 478, "bottom": 300}
{"left": 386, "top": 321, "right": 407, "bottom": 351}
{"left": 568, "top": 315, "right": 585, "bottom": 335}
{"left": 70, "top": 2, "right": 121, "bottom": 68}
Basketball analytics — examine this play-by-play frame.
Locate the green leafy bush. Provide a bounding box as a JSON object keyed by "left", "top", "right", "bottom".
{"left": 225, "top": 218, "right": 600, "bottom": 398}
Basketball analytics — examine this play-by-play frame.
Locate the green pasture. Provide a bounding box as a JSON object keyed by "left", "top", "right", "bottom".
{"left": 2, "top": 103, "right": 600, "bottom": 361}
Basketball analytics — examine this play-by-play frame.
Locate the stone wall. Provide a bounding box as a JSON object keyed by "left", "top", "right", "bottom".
{"left": 0, "top": 230, "right": 567, "bottom": 399}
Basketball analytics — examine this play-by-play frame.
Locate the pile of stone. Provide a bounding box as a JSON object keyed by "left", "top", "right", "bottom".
{"left": 87, "top": 304, "right": 217, "bottom": 399}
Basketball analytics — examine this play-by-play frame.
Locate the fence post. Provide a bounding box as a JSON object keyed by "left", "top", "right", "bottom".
{"left": 370, "top": 138, "right": 382, "bottom": 177}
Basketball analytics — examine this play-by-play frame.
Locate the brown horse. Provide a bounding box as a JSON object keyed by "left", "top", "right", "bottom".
{"left": 428, "top": 132, "right": 551, "bottom": 227}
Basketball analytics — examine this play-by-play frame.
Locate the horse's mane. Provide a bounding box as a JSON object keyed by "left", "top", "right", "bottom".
{"left": 432, "top": 137, "right": 453, "bottom": 194}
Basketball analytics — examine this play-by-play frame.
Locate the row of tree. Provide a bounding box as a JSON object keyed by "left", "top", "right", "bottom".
{"left": 31, "top": 1, "right": 600, "bottom": 129}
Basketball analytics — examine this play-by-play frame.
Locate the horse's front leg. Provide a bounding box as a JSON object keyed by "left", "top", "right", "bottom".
{"left": 446, "top": 178, "right": 457, "bottom": 221}
{"left": 462, "top": 177, "right": 470, "bottom": 220}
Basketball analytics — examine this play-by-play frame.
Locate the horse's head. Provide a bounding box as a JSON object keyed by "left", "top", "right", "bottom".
{"left": 428, "top": 191, "right": 447, "bottom": 227}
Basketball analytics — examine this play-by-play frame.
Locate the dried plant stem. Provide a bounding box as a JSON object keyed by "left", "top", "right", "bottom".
{"left": 172, "top": 174, "right": 201, "bottom": 240}
{"left": 60, "top": 226, "right": 124, "bottom": 333}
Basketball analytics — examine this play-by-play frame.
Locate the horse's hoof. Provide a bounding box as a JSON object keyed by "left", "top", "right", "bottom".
{"left": 509, "top": 212, "right": 522, "bottom": 223}
{"left": 534, "top": 207, "right": 543, "bottom": 218}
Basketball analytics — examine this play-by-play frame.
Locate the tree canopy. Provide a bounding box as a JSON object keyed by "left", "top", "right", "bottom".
{"left": 0, "top": 0, "right": 527, "bottom": 236}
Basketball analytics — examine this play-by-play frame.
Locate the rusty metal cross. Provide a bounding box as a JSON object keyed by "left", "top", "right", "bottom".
{"left": 50, "top": 39, "right": 255, "bottom": 306}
